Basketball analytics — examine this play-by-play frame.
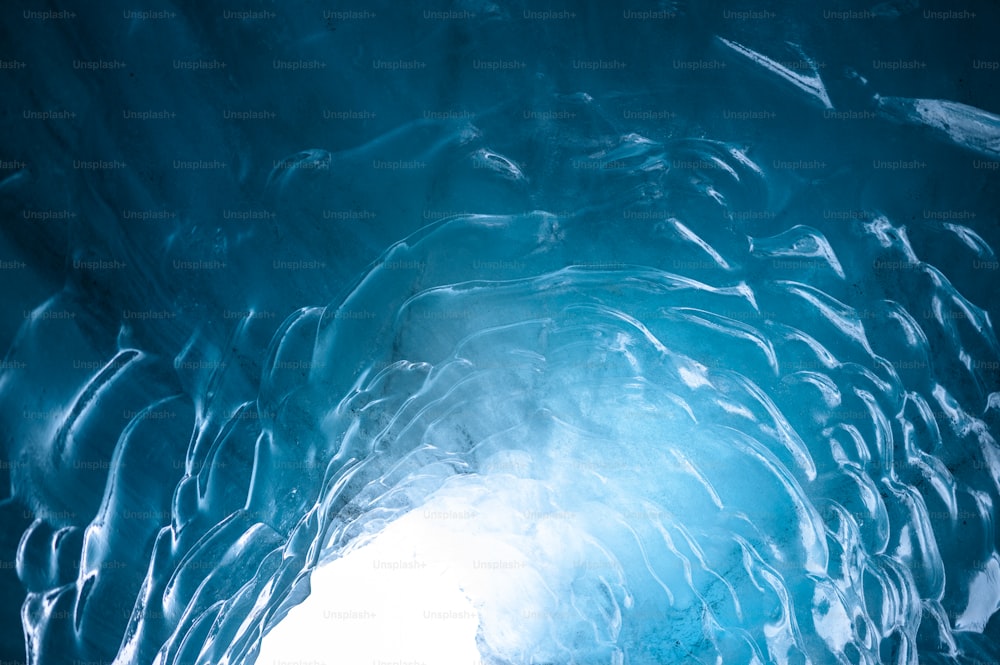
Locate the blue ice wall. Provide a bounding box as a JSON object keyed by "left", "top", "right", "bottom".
{"left": 2, "top": 1, "right": 1000, "bottom": 664}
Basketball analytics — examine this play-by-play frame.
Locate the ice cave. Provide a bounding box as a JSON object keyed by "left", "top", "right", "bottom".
{"left": 1, "top": 1, "right": 999, "bottom": 664}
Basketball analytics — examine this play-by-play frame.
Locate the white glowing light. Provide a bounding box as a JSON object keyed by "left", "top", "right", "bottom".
{"left": 254, "top": 471, "right": 581, "bottom": 665}
{"left": 254, "top": 507, "right": 483, "bottom": 665}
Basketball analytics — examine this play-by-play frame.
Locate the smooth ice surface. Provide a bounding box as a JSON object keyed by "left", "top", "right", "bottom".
{"left": 2, "top": 2, "right": 1000, "bottom": 665}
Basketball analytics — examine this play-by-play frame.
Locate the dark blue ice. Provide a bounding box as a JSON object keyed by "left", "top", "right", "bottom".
{"left": 2, "top": 2, "right": 1000, "bottom": 664}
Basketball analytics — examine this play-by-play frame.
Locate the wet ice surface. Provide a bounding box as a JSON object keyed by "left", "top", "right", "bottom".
{"left": 2, "top": 1, "right": 1000, "bottom": 664}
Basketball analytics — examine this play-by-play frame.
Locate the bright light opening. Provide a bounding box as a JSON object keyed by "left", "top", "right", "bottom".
{"left": 254, "top": 508, "right": 483, "bottom": 665}
{"left": 256, "top": 459, "right": 615, "bottom": 665}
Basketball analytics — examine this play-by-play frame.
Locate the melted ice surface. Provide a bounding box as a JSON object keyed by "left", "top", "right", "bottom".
{"left": 2, "top": 3, "right": 1000, "bottom": 665}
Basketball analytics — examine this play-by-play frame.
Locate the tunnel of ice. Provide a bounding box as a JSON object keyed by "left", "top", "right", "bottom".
{"left": 1, "top": 2, "right": 999, "bottom": 665}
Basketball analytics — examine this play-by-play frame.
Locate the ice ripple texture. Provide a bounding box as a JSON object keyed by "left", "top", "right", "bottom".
{"left": 2, "top": 2, "right": 1000, "bottom": 665}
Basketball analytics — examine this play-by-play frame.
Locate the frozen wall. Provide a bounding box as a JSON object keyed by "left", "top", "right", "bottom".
{"left": 1, "top": 1, "right": 1000, "bottom": 664}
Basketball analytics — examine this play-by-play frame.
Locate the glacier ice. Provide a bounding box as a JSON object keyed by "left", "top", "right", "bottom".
{"left": 1, "top": 2, "right": 1000, "bottom": 665}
